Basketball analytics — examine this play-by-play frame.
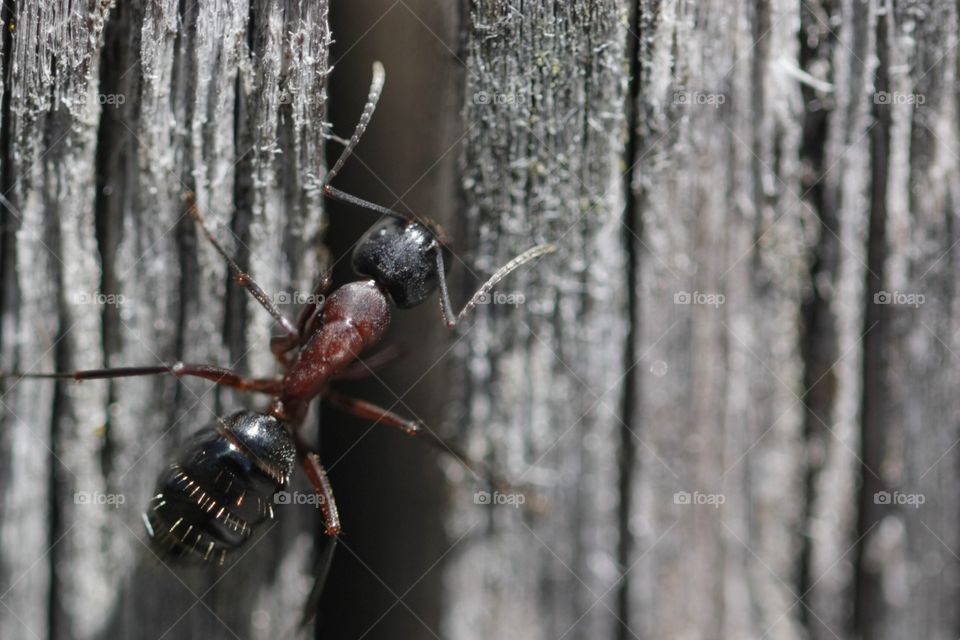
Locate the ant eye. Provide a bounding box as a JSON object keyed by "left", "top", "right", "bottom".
{"left": 351, "top": 218, "right": 442, "bottom": 308}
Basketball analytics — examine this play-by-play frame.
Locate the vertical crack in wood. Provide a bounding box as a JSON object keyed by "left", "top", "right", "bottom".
{"left": 617, "top": 1, "right": 642, "bottom": 638}
{"left": 92, "top": 0, "right": 131, "bottom": 482}
{"left": 796, "top": 1, "right": 839, "bottom": 634}
{"left": 223, "top": 0, "right": 259, "bottom": 379}
{"left": 0, "top": 11, "right": 14, "bottom": 627}
{"left": 0, "top": 2, "right": 15, "bottom": 352}
{"left": 749, "top": 0, "right": 771, "bottom": 256}
{"left": 173, "top": 0, "right": 199, "bottom": 416}
{"left": 0, "top": 18, "right": 17, "bottom": 605}
{"left": 225, "top": 66, "right": 252, "bottom": 378}
{"left": 46, "top": 104, "right": 69, "bottom": 640}
{"left": 855, "top": 2, "right": 891, "bottom": 637}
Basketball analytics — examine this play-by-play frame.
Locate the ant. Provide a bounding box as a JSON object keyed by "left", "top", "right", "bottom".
{"left": 0, "top": 61, "right": 554, "bottom": 615}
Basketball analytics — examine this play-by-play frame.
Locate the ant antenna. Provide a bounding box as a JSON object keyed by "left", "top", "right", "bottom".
{"left": 436, "top": 243, "right": 557, "bottom": 328}
{"left": 324, "top": 61, "right": 384, "bottom": 186}
{"left": 324, "top": 185, "right": 408, "bottom": 222}
{"left": 322, "top": 61, "right": 409, "bottom": 223}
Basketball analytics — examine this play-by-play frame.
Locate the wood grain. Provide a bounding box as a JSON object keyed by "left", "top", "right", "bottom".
{"left": 0, "top": 2, "right": 328, "bottom": 639}
{"left": 2, "top": 1, "right": 960, "bottom": 639}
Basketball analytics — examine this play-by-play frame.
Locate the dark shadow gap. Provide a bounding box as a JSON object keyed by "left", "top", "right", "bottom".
{"left": 92, "top": 0, "right": 134, "bottom": 484}
{"left": 616, "top": 1, "right": 643, "bottom": 638}
{"left": 854, "top": 6, "right": 891, "bottom": 638}
{"left": 796, "top": 1, "right": 839, "bottom": 635}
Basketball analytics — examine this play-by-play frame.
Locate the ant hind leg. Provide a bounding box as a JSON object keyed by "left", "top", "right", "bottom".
{"left": 0, "top": 362, "right": 282, "bottom": 394}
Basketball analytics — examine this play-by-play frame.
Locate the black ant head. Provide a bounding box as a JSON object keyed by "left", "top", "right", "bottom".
{"left": 351, "top": 216, "right": 451, "bottom": 309}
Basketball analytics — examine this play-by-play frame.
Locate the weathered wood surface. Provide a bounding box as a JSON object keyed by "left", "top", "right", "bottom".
{"left": 0, "top": 2, "right": 329, "bottom": 639}
{"left": 2, "top": 1, "right": 960, "bottom": 640}
{"left": 448, "top": 1, "right": 960, "bottom": 640}
{"left": 445, "top": 2, "right": 630, "bottom": 639}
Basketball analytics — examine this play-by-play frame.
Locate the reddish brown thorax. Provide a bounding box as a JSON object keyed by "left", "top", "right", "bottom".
{"left": 280, "top": 280, "right": 391, "bottom": 409}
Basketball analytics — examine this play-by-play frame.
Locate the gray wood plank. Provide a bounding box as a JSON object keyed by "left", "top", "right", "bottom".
{"left": 444, "top": 3, "right": 630, "bottom": 639}
{"left": 0, "top": 2, "right": 329, "bottom": 639}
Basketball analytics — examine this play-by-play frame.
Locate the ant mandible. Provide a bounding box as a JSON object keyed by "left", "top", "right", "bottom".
{"left": 0, "top": 61, "right": 554, "bottom": 570}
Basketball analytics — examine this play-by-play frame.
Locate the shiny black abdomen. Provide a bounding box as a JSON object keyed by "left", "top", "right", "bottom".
{"left": 144, "top": 411, "right": 296, "bottom": 564}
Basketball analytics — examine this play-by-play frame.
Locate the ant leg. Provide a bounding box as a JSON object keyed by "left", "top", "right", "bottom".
{"left": 292, "top": 429, "right": 341, "bottom": 536}
{"left": 270, "top": 260, "right": 334, "bottom": 361}
{"left": 294, "top": 260, "right": 334, "bottom": 338}
{"left": 186, "top": 194, "right": 300, "bottom": 340}
{"left": 290, "top": 440, "right": 341, "bottom": 624}
{"left": 300, "top": 451, "right": 341, "bottom": 536}
{"left": 325, "top": 392, "right": 547, "bottom": 515}
{"left": 170, "top": 363, "right": 283, "bottom": 393}
{"left": 0, "top": 363, "right": 282, "bottom": 394}
{"left": 324, "top": 391, "right": 486, "bottom": 480}
{"left": 324, "top": 391, "right": 422, "bottom": 435}
{"left": 299, "top": 534, "right": 338, "bottom": 628}
{"left": 435, "top": 243, "right": 557, "bottom": 328}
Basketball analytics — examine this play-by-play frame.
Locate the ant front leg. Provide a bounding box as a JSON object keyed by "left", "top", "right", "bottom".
{"left": 292, "top": 245, "right": 337, "bottom": 341}
{"left": 270, "top": 256, "right": 335, "bottom": 362}
{"left": 294, "top": 270, "right": 332, "bottom": 338}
